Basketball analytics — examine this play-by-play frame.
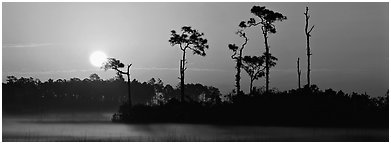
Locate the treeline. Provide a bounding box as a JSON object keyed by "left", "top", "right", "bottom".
{"left": 2, "top": 75, "right": 221, "bottom": 114}
{"left": 3, "top": 75, "right": 388, "bottom": 128}
{"left": 118, "top": 85, "right": 388, "bottom": 128}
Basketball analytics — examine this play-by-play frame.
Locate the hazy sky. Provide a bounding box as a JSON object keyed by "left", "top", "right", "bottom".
{"left": 3, "top": 2, "right": 388, "bottom": 97}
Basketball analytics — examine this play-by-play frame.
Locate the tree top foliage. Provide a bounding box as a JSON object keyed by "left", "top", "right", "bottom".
{"left": 228, "top": 44, "right": 238, "bottom": 52}
{"left": 242, "top": 56, "right": 264, "bottom": 66}
{"left": 260, "top": 52, "right": 278, "bottom": 67}
{"left": 169, "top": 26, "right": 209, "bottom": 56}
{"left": 242, "top": 56, "right": 265, "bottom": 79}
{"left": 240, "top": 6, "right": 287, "bottom": 34}
{"left": 102, "top": 58, "right": 125, "bottom": 71}
{"left": 250, "top": 6, "right": 286, "bottom": 23}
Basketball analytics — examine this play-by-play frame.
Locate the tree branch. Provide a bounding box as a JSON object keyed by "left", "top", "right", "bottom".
{"left": 180, "top": 43, "right": 185, "bottom": 51}
{"left": 247, "top": 21, "right": 262, "bottom": 27}
{"left": 308, "top": 25, "right": 315, "bottom": 34}
{"left": 231, "top": 52, "right": 238, "bottom": 59}
{"left": 188, "top": 46, "right": 196, "bottom": 52}
{"left": 240, "top": 34, "right": 248, "bottom": 51}
{"left": 184, "top": 43, "right": 190, "bottom": 50}
{"left": 113, "top": 68, "right": 127, "bottom": 75}
{"left": 127, "top": 64, "right": 132, "bottom": 74}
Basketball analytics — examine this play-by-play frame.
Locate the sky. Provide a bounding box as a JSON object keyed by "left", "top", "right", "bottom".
{"left": 2, "top": 2, "right": 388, "bottom": 97}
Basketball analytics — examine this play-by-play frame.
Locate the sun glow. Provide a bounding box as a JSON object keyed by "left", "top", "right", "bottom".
{"left": 90, "top": 51, "right": 108, "bottom": 67}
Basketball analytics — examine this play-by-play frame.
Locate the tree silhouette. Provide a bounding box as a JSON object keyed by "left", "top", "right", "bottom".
{"left": 89, "top": 73, "right": 101, "bottom": 81}
{"left": 169, "top": 26, "right": 209, "bottom": 102}
{"left": 102, "top": 58, "right": 133, "bottom": 107}
{"left": 241, "top": 6, "right": 287, "bottom": 93}
{"left": 304, "top": 6, "right": 315, "bottom": 86}
{"left": 6, "top": 76, "right": 17, "bottom": 84}
{"left": 242, "top": 56, "right": 267, "bottom": 95}
{"left": 228, "top": 27, "right": 248, "bottom": 95}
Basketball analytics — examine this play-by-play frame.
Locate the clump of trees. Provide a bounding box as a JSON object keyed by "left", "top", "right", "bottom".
{"left": 239, "top": 6, "right": 287, "bottom": 93}
{"left": 228, "top": 6, "right": 284, "bottom": 96}
{"left": 3, "top": 75, "right": 221, "bottom": 114}
{"left": 4, "top": 75, "right": 126, "bottom": 113}
{"left": 114, "top": 83, "right": 388, "bottom": 128}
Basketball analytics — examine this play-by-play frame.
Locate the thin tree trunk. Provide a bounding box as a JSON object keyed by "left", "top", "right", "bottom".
{"left": 127, "top": 74, "right": 131, "bottom": 107}
{"left": 235, "top": 58, "right": 242, "bottom": 95}
{"left": 250, "top": 78, "right": 254, "bottom": 95}
{"left": 263, "top": 31, "right": 270, "bottom": 94}
{"left": 306, "top": 34, "right": 310, "bottom": 86}
{"left": 297, "top": 57, "right": 301, "bottom": 89}
{"left": 180, "top": 50, "right": 186, "bottom": 102}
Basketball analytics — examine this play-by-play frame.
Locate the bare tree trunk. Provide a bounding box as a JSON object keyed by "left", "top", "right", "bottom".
{"left": 297, "top": 57, "right": 301, "bottom": 89}
{"left": 180, "top": 50, "right": 186, "bottom": 102}
{"left": 127, "top": 73, "right": 131, "bottom": 107}
{"left": 235, "top": 58, "right": 242, "bottom": 95}
{"left": 306, "top": 34, "right": 310, "bottom": 86}
{"left": 179, "top": 60, "right": 182, "bottom": 101}
{"left": 126, "top": 65, "right": 132, "bottom": 108}
{"left": 305, "top": 6, "right": 314, "bottom": 87}
{"left": 263, "top": 31, "right": 270, "bottom": 94}
{"left": 250, "top": 78, "right": 254, "bottom": 95}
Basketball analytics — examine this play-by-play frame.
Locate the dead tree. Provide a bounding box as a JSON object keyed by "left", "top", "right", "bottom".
{"left": 305, "top": 6, "right": 314, "bottom": 86}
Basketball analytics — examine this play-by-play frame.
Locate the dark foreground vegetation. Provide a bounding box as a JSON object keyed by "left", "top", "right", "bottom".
{"left": 116, "top": 85, "right": 388, "bottom": 129}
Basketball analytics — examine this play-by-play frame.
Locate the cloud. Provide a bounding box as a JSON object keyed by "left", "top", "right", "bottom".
{"left": 3, "top": 43, "right": 53, "bottom": 48}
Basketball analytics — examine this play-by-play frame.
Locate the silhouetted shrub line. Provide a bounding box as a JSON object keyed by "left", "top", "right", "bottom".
{"left": 114, "top": 85, "right": 388, "bottom": 129}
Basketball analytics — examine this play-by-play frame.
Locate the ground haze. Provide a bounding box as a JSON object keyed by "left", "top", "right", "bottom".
{"left": 2, "top": 113, "right": 388, "bottom": 142}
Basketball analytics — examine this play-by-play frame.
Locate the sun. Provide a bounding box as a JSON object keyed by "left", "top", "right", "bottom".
{"left": 90, "top": 51, "right": 108, "bottom": 67}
